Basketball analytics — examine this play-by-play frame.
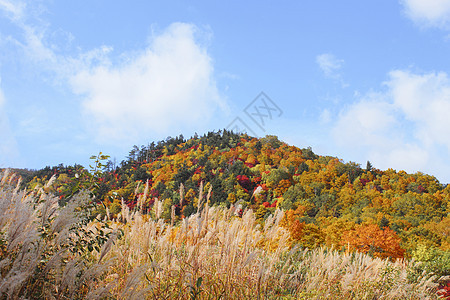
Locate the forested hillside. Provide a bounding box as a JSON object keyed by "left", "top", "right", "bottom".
{"left": 16, "top": 131, "right": 450, "bottom": 270}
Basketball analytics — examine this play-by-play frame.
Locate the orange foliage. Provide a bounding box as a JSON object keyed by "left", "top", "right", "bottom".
{"left": 341, "top": 224, "right": 405, "bottom": 259}
{"left": 280, "top": 205, "right": 309, "bottom": 242}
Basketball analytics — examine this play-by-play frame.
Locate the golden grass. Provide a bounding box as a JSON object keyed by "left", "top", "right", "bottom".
{"left": 0, "top": 171, "right": 442, "bottom": 299}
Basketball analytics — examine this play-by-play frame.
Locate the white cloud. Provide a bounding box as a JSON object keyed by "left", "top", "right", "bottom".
{"left": 332, "top": 69, "right": 450, "bottom": 182}
{"left": 372, "top": 144, "right": 430, "bottom": 173}
{"left": 387, "top": 70, "right": 450, "bottom": 149}
{"left": 71, "top": 23, "right": 227, "bottom": 142}
{"left": 333, "top": 97, "right": 398, "bottom": 148}
{"left": 401, "top": 0, "right": 450, "bottom": 28}
{"left": 316, "top": 53, "right": 344, "bottom": 77}
{"left": 0, "top": 1, "right": 227, "bottom": 144}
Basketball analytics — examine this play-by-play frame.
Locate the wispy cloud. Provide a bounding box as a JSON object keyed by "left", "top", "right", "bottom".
{"left": 0, "top": 1, "right": 111, "bottom": 79}
{"left": 316, "top": 53, "right": 344, "bottom": 78}
{"left": 316, "top": 53, "right": 348, "bottom": 88}
{"left": 0, "top": 0, "right": 25, "bottom": 21}
{"left": 401, "top": 0, "right": 450, "bottom": 29}
{"left": 331, "top": 69, "right": 450, "bottom": 182}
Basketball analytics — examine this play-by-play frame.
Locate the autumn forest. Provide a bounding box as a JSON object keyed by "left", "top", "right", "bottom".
{"left": 2, "top": 130, "right": 450, "bottom": 299}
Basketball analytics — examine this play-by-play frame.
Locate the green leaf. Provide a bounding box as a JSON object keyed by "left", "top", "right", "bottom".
{"left": 196, "top": 276, "right": 203, "bottom": 288}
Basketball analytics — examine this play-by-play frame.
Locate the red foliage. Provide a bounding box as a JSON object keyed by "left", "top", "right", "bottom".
{"left": 417, "top": 184, "right": 426, "bottom": 193}
{"left": 262, "top": 201, "right": 277, "bottom": 208}
{"left": 149, "top": 189, "right": 159, "bottom": 198}
{"left": 125, "top": 199, "right": 137, "bottom": 209}
{"left": 437, "top": 281, "right": 450, "bottom": 299}
{"left": 360, "top": 178, "right": 370, "bottom": 186}
{"left": 194, "top": 167, "right": 203, "bottom": 174}
{"left": 237, "top": 175, "right": 250, "bottom": 185}
{"left": 252, "top": 176, "right": 262, "bottom": 183}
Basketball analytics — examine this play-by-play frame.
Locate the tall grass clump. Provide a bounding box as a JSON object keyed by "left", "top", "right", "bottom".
{"left": 99, "top": 195, "right": 441, "bottom": 299}
{"left": 0, "top": 170, "right": 443, "bottom": 299}
{"left": 0, "top": 170, "right": 116, "bottom": 299}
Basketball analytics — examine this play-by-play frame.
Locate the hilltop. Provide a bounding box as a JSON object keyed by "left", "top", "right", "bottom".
{"left": 12, "top": 131, "right": 450, "bottom": 263}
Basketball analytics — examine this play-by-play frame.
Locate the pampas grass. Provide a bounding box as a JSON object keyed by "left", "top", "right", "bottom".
{"left": 101, "top": 204, "right": 438, "bottom": 299}
{"left": 0, "top": 171, "right": 114, "bottom": 299}
{"left": 0, "top": 170, "right": 441, "bottom": 299}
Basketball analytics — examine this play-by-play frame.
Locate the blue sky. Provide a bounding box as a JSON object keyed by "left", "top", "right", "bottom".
{"left": 1, "top": 0, "right": 450, "bottom": 183}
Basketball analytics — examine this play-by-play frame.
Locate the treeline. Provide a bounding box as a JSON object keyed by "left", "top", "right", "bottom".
{"left": 13, "top": 130, "right": 450, "bottom": 273}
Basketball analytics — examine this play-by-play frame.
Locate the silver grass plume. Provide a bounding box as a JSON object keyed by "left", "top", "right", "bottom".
{"left": 179, "top": 183, "right": 185, "bottom": 207}
{"left": 196, "top": 181, "right": 204, "bottom": 214}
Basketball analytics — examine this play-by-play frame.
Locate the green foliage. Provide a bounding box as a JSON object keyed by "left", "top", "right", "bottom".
{"left": 263, "top": 168, "right": 290, "bottom": 187}
{"left": 366, "top": 160, "right": 373, "bottom": 172}
{"left": 412, "top": 244, "right": 450, "bottom": 278}
{"left": 58, "top": 152, "right": 110, "bottom": 204}
{"left": 189, "top": 277, "right": 203, "bottom": 300}
{"left": 260, "top": 135, "right": 282, "bottom": 149}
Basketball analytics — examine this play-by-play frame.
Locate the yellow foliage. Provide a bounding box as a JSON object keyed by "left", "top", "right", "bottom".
{"left": 299, "top": 223, "right": 325, "bottom": 249}
{"left": 320, "top": 218, "right": 356, "bottom": 248}
{"left": 227, "top": 192, "right": 237, "bottom": 204}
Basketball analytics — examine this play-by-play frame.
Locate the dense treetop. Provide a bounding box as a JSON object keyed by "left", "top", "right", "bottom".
{"left": 10, "top": 130, "right": 450, "bottom": 264}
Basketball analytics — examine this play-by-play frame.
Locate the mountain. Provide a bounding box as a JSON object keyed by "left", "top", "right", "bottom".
{"left": 12, "top": 130, "right": 450, "bottom": 266}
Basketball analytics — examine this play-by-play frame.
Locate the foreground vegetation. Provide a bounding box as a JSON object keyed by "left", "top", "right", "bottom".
{"left": 15, "top": 132, "right": 450, "bottom": 271}
{"left": 1, "top": 171, "right": 448, "bottom": 299}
